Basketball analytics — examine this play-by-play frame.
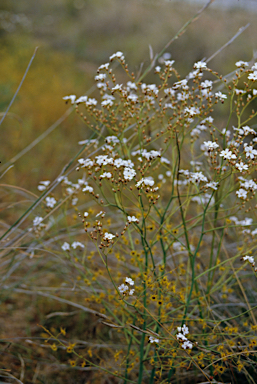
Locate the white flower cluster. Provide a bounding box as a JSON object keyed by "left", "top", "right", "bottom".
{"left": 127, "top": 215, "right": 139, "bottom": 224}
{"left": 136, "top": 177, "right": 155, "bottom": 188}
{"left": 103, "top": 232, "right": 116, "bottom": 241}
{"left": 63, "top": 95, "right": 97, "bottom": 106}
{"left": 45, "top": 196, "right": 57, "bottom": 208}
{"left": 176, "top": 324, "right": 193, "bottom": 349}
{"left": 33, "top": 216, "right": 44, "bottom": 227}
{"left": 58, "top": 175, "right": 94, "bottom": 198}
{"left": 37, "top": 180, "right": 50, "bottom": 191}
{"left": 77, "top": 153, "right": 137, "bottom": 184}
{"left": 149, "top": 335, "right": 160, "bottom": 344}
{"left": 118, "top": 277, "right": 135, "bottom": 296}
{"left": 242, "top": 255, "right": 257, "bottom": 272}
{"left": 61, "top": 241, "right": 84, "bottom": 251}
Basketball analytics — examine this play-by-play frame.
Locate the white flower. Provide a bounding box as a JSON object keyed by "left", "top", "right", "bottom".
{"left": 33, "top": 216, "right": 43, "bottom": 226}
{"left": 106, "top": 136, "right": 119, "bottom": 144}
{"left": 203, "top": 141, "right": 219, "bottom": 151}
{"left": 96, "top": 211, "right": 105, "bottom": 217}
{"left": 97, "top": 83, "right": 107, "bottom": 92}
{"left": 235, "top": 162, "right": 249, "bottom": 172}
{"left": 201, "top": 80, "right": 213, "bottom": 89}
{"left": 194, "top": 61, "right": 207, "bottom": 70}
{"left": 63, "top": 95, "right": 76, "bottom": 104}
{"left": 127, "top": 215, "right": 139, "bottom": 224}
{"left": 71, "top": 241, "right": 84, "bottom": 249}
{"left": 248, "top": 71, "right": 257, "bottom": 81}
{"left": 78, "top": 158, "right": 94, "bottom": 168}
{"left": 61, "top": 242, "right": 70, "bottom": 251}
{"left": 184, "top": 106, "right": 200, "bottom": 117}
{"left": 38, "top": 180, "right": 50, "bottom": 191}
{"left": 101, "top": 99, "right": 113, "bottom": 107}
{"left": 125, "top": 277, "right": 134, "bottom": 286}
{"left": 76, "top": 96, "right": 88, "bottom": 104}
{"left": 136, "top": 177, "right": 155, "bottom": 188}
{"left": 243, "top": 255, "right": 255, "bottom": 265}
{"left": 182, "top": 340, "right": 193, "bottom": 349}
{"left": 164, "top": 60, "right": 175, "bottom": 68}
{"left": 103, "top": 232, "right": 115, "bottom": 241}
{"left": 164, "top": 88, "right": 175, "bottom": 97}
{"left": 239, "top": 217, "right": 253, "bottom": 226}
{"left": 253, "top": 89, "right": 257, "bottom": 96}
{"left": 45, "top": 197, "right": 57, "bottom": 208}
{"left": 173, "top": 79, "right": 188, "bottom": 89}
{"left": 202, "top": 116, "right": 214, "bottom": 124}
{"left": 220, "top": 149, "right": 236, "bottom": 160}
{"left": 83, "top": 186, "right": 93, "bottom": 193}
{"left": 205, "top": 181, "right": 218, "bottom": 190}
{"left": 123, "top": 167, "right": 136, "bottom": 181}
{"left": 221, "top": 128, "right": 231, "bottom": 137}
{"left": 155, "top": 66, "right": 161, "bottom": 73}
{"left": 191, "top": 128, "right": 201, "bottom": 138}
{"left": 244, "top": 144, "right": 257, "bottom": 159}
{"left": 240, "top": 179, "right": 257, "bottom": 190}
{"left": 149, "top": 336, "right": 159, "bottom": 344}
{"left": 233, "top": 125, "right": 255, "bottom": 136}
{"left": 188, "top": 69, "right": 203, "bottom": 79}
{"left": 141, "top": 149, "right": 161, "bottom": 160}
{"left": 112, "top": 84, "right": 123, "bottom": 91}
{"left": 110, "top": 51, "right": 125, "bottom": 61}
{"left": 177, "top": 92, "right": 189, "bottom": 101}
{"left": 118, "top": 283, "right": 128, "bottom": 293}
{"left": 215, "top": 91, "right": 227, "bottom": 101}
{"left": 235, "top": 89, "right": 246, "bottom": 95}
{"left": 127, "top": 94, "right": 138, "bottom": 102}
{"left": 235, "top": 60, "right": 248, "bottom": 68}
{"left": 100, "top": 172, "right": 112, "bottom": 179}
{"left": 127, "top": 81, "right": 137, "bottom": 90}
{"left": 164, "top": 104, "right": 174, "bottom": 111}
{"left": 98, "top": 63, "right": 109, "bottom": 71}
{"left": 177, "top": 324, "right": 189, "bottom": 336}
{"left": 190, "top": 172, "right": 208, "bottom": 183}
{"left": 72, "top": 198, "right": 78, "bottom": 206}
{"left": 236, "top": 188, "right": 248, "bottom": 199}
{"left": 123, "top": 159, "right": 134, "bottom": 168}
{"left": 113, "top": 158, "right": 124, "bottom": 168}
{"left": 176, "top": 333, "right": 187, "bottom": 341}
{"left": 95, "top": 74, "right": 106, "bottom": 81}
{"left": 95, "top": 155, "right": 113, "bottom": 166}
{"left": 86, "top": 98, "right": 97, "bottom": 106}
{"left": 160, "top": 157, "right": 170, "bottom": 165}
{"left": 141, "top": 83, "right": 159, "bottom": 95}
{"left": 84, "top": 212, "right": 89, "bottom": 217}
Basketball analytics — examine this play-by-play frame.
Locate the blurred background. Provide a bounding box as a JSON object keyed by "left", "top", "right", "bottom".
{"left": 0, "top": 0, "right": 257, "bottom": 190}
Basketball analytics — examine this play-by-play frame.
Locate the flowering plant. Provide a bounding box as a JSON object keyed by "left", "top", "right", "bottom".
{"left": 39, "top": 50, "right": 257, "bottom": 382}
{"left": 1, "top": 8, "right": 257, "bottom": 384}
